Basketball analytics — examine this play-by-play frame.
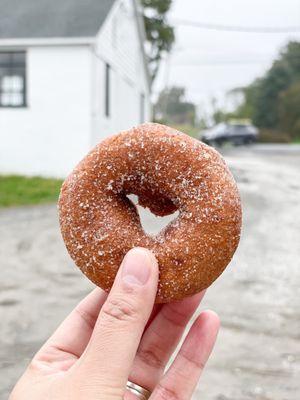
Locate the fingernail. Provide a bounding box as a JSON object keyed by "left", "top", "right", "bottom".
{"left": 121, "top": 248, "right": 154, "bottom": 286}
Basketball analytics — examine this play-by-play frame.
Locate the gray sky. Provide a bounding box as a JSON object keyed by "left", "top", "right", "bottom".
{"left": 154, "top": 0, "right": 300, "bottom": 116}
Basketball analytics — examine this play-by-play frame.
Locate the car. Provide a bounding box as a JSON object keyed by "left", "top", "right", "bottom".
{"left": 200, "top": 121, "right": 259, "bottom": 146}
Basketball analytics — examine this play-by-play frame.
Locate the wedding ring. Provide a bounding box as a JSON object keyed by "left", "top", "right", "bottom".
{"left": 126, "top": 380, "right": 151, "bottom": 399}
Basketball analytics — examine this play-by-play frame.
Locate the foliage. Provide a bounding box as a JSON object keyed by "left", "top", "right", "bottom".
{"left": 227, "top": 41, "right": 300, "bottom": 141}
{"left": 170, "top": 124, "right": 199, "bottom": 138}
{"left": 141, "top": 0, "right": 175, "bottom": 83}
{"left": 155, "top": 86, "right": 196, "bottom": 126}
{"left": 258, "top": 129, "right": 291, "bottom": 143}
{"left": 278, "top": 82, "right": 300, "bottom": 139}
{"left": 230, "top": 81, "right": 262, "bottom": 121}
{"left": 212, "top": 109, "right": 228, "bottom": 125}
{"left": 0, "top": 175, "right": 62, "bottom": 207}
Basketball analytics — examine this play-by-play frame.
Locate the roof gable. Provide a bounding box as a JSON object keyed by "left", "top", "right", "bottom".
{"left": 0, "top": 0, "right": 115, "bottom": 39}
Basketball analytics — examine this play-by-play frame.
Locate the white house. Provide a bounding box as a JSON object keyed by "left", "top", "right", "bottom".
{"left": 0, "top": 0, "right": 151, "bottom": 177}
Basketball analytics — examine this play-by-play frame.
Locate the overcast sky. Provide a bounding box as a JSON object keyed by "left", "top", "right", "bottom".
{"left": 154, "top": 0, "right": 300, "bottom": 116}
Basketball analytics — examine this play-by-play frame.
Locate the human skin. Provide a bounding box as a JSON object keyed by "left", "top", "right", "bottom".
{"left": 10, "top": 247, "right": 220, "bottom": 400}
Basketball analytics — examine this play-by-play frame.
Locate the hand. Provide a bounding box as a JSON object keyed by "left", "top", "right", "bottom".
{"left": 10, "top": 247, "right": 220, "bottom": 400}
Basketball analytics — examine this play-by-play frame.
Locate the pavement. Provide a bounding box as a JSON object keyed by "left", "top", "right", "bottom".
{"left": 1, "top": 144, "right": 300, "bottom": 400}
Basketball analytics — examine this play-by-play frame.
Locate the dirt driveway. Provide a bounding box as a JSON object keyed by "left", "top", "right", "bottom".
{"left": 1, "top": 145, "right": 300, "bottom": 400}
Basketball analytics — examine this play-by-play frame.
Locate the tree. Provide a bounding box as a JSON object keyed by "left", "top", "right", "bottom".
{"left": 278, "top": 83, "right": 300, "bottom": 140}
{"left": 252, "top": 60, "right": 292, "bottom": 128}
{"left": 141, "top": 0, "right": 175, "bottom": 84}
{"left": 155, "top": 86, "right": 196, "bottom": 125}
{"left": 226, "top": 41, "right": 300, "bottom": 141}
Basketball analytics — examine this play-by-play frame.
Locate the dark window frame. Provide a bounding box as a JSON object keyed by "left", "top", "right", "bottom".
{"left": 140, "top": 92, "right": 145, "bottom": 123}
{"left": 0, "top": 51, "right": 27, "bottom": 108}
{"left": 104, "top": 63, "right": 110, "bottom": 117}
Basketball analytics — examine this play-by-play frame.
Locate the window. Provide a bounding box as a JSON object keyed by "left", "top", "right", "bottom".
{"left": 104, "top": 63, "right": 110, "bottom": 117}
{"left": 0, "top": 52, "right": 26, "bottom": 107}
{"left": 140, "top": 93, "right": 145, "bottom": 123}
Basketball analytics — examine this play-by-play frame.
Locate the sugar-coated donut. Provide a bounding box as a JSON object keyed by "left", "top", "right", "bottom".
{"left": 59, "top": 123, "right": 242, "bottom": 303}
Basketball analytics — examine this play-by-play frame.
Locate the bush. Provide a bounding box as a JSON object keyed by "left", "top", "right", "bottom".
{"left": 258, "top": 129, "right": 291, "bottom": 143}
{"left": 170, "top": 124, "right": 199, "bottom": 138}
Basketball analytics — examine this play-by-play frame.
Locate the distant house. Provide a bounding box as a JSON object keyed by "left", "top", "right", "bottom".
{"left": 0, "top": 0, "right": 151, "bottom": 177}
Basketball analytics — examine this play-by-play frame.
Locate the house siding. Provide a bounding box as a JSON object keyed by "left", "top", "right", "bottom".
{"left": 90, "top": 0, "right": 151, "bottom": 146}
{"left": 0, "top": 46, "right": 91, "bottom": 177}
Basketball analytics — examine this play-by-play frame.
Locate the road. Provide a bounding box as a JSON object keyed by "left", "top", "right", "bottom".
{"left": 1, "top": 144, "right": 300, "bottom": 400}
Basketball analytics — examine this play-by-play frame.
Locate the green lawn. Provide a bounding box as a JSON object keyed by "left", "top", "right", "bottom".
{"left": 0, "top": 175, "right": 63, "bottom": 207}
{"left": 171, "top": 124, "right": 200, "bottom": 138}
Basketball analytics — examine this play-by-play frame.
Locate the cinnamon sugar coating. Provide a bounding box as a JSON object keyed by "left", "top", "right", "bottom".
{"left": 59, "top": 123, "right": 242, "bottom": 303}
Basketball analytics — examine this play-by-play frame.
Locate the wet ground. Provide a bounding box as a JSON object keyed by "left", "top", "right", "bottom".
{"left": 1, "top": 144, "right": 300, "bottom": 400}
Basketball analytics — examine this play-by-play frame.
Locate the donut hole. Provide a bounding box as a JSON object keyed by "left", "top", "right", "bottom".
{"left": 127, "top": 194, "right": 180, "bottom": 236}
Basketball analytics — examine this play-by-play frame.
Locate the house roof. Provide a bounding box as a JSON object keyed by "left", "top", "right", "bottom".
{"left": 0, "top": 0, "right": 115, "bottom": 39}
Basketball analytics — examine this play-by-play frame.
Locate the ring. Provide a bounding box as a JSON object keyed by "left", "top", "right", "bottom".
{"left": 126, "top": 380, "right": 151, "bottom": 399}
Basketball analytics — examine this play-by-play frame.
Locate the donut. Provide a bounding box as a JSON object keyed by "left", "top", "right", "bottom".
{"left": 59, "top": 123, "right": 242, "bottom": 303}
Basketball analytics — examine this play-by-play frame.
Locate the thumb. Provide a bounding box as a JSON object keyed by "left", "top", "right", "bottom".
{"left": 76, "top": 247, "right": 158, "bottom": 397}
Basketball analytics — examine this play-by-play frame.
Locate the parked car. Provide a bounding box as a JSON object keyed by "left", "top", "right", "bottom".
{"left": 200, "top": 121, "right": 259, "bottom": 146}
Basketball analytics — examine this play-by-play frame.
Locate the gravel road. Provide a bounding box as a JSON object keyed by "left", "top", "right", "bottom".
{"left": 1, "top": 145, "right": 300, "bottom": 400}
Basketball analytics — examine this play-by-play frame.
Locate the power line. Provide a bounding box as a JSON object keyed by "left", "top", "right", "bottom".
{"left": 172, "top": 54, "right": 300, "bottom": 66}
{"left": 171, "top": 18, "right": 300, "bottom": 33}
{"left": 174, "top": 59, "right": 271, "bottom": 66}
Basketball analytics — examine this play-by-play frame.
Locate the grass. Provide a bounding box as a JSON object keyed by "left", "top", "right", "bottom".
{"left": 0, "top": 175, "right": 63, "bottom": 207}
{"left": 170, "top": 124, "right": 200, "bottom": 139}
